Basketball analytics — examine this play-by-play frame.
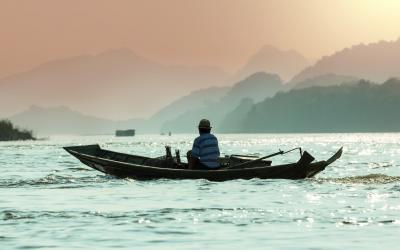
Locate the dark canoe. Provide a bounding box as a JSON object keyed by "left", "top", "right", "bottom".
{"left": 64, "top": 144, "right": 343, "bottom": 181}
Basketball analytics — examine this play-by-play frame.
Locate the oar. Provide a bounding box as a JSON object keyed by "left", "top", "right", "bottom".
{"left": 227, "top": 147, "right": 302, "bottom": 169}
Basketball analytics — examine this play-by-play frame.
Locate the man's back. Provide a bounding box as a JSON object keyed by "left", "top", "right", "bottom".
{"left": 191, "top": 133, "right": 220, "bottom": 168}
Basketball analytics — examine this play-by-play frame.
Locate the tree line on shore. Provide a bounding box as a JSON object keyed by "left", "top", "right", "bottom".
{"left": 0, "top": 119, "right": 35, "bottom": 141}
{"left": 220, "top": 78, "right": 400, "bottom": 133}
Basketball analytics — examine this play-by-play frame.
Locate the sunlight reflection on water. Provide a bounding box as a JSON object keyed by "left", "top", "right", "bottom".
{"left": 0, "top": 133, "right": 400, "bottom": 249}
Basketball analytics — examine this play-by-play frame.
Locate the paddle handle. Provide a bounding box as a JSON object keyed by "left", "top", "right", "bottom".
{"left": 228, "top": 151, "right": 283, "bottom": 169}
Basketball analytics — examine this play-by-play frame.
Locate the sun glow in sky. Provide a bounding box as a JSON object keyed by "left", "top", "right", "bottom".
{"left": 0, "top": 0, "right": 400, "bottom": 78}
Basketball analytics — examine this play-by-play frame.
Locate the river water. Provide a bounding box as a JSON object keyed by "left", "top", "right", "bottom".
{"left": 1, "top": 134, "right": 399, "bottom": 249}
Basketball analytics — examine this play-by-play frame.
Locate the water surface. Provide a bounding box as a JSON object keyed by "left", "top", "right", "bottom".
{"left": 1, "top": 134, "right": 399, "bottom": 249}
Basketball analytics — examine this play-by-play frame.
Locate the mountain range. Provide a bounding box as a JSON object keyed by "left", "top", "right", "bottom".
{"left": 4, "top": 38, "right": 400, "bottom": 135}
{"left": 8, "top": 74, "right": 400, "bottom": 135}
{"left": 8, "top": 72, "right": 284, "bottom": 135}
{"left": 0, "top": 45, "right": 311, "bottom": 121}
{"left": 0, "top": 48, "right": 228, "bottom": 120}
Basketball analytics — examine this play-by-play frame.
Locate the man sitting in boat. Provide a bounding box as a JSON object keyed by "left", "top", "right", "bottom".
{"left": 187, "top": 119, "right": 220, "bottom": 170}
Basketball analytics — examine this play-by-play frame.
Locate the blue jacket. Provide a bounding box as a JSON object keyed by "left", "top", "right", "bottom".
{"left": 191, "top": 133, "right": 220, "bottom": 168}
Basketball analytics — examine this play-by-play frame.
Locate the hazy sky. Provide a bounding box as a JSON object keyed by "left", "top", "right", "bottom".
{"left": 1, "top": 0, "right": 400, "bottom": 78}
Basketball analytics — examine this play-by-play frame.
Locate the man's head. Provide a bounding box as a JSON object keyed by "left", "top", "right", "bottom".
{"left": 198, "top": 119, "right": 211, "bottom": 134}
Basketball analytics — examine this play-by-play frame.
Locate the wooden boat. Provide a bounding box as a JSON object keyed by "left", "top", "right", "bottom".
{"left": 64, "top": 144, "right": 342, "bottom": 181}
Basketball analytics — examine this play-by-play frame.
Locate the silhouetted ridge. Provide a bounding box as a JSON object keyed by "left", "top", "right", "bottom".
{"left": 292, "top": 38, "right": 400, "bottom": 83}
{"left": 292, "top": 74, "right": 359, "bottom": 90}
{"left": 234, "top": 45, "right": 309, "bottom": 82}
{"left": 220, "top": 78, "right": 400, "bottom": 133}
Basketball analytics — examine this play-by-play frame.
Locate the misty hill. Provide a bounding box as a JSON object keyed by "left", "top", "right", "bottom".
{"left": 234, "top": 45, "right": 309, "bottom": 82}
{"left": 0, "top": 119, "right": 35, "bottom": 141}
{"left": 292, "top": 74, "right": 360, "bottom": 90}
{"left": 148, "top": 86, "right": 229, "bottom": 131}
{"left": 0, "top": 48, "right": 228, "bottom": 120}
{"left": 217, "top": 72, "right": 283, "bottom": 112}
{"left": 160, "top": 72, "right": 284, "bottom": 133}
{"left": 292, "top": 38, "right": 400, "bottom": 83}
{"left": 220, "top": 78, "right": 400, "bottom": 133}
{"left": 219, "top": 98, "right": 254, "bottom": 132}
{"left": 9, "top": 106, "right": 145, "bottom": 135}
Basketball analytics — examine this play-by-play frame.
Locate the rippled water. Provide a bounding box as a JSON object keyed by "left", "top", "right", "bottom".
{"left": 1, "top": 134, "right": 400, "bottom": 249}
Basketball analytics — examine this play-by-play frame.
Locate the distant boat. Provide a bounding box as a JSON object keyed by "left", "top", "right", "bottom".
{"left": 115, "top": 129, "right": 135, "bottom": 137}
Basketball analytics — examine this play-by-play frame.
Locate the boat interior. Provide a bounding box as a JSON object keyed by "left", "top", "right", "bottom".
{"left": 65, "top": 144, "right": 273, "bottom": 169}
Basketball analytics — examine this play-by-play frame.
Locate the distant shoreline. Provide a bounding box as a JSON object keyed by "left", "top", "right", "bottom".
{"left": 0, "top": 119, "right": 35, "bottom": 141}
{"left": 21, "top": 131, "right": 400, "bottom": 138}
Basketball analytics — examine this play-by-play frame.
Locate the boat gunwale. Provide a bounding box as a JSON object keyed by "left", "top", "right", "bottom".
{"left": 65, "top": 148, "right": 330, "bottom": 173}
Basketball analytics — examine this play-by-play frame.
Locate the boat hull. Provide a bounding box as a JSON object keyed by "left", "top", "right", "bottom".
{"left": 64, "top": 144, "right": 342, "bottom": 181}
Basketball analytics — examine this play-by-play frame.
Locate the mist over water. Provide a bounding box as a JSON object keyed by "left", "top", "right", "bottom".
{"left": 1, "top": 133, "right": 400, "bottom": 249}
